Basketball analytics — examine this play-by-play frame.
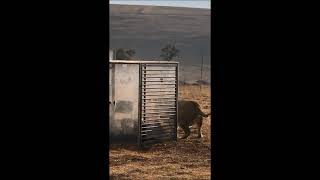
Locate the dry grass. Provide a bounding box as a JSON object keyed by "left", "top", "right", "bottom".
{"left": 109, "top": 85, "right": 211, "bottom": 179}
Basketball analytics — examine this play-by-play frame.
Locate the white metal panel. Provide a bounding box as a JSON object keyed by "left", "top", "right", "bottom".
{"left": 109, "top": 63, "right": 139, "bottom": 143}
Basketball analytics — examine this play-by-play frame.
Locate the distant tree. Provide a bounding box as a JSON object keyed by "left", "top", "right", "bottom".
{"left": 160, "top": 42, "right": 180, "bottom": 61}
{"left": 115, "top": 48, "right": 136, "bottom": 60}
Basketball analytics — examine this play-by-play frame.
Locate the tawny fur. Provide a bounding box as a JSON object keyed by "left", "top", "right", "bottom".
{"left": 177, "top": 100, "right": 211, "bottom": 139}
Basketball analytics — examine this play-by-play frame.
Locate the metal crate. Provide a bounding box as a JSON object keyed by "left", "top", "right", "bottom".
{"left": 109, "top": 60, "right": 179, "bottom": 147}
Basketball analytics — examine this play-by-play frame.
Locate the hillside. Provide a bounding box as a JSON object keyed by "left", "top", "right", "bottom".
{"left": 109, "top": 5, "right": 211, "bottom": 83}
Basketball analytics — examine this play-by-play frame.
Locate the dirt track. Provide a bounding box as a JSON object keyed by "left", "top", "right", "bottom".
{"left": 109, "top": 85, "right": 211, "bottom": 179}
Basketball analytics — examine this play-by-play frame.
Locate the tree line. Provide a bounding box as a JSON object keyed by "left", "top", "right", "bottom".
{"left": 111, "top": 41, "right": 180, "bottom": 61}
{"left": 109, "top": 42, "right": 209, "bottom": 85}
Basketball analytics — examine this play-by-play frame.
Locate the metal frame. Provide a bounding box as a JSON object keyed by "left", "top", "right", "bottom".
{"left": 175, "top": 63, "right": 179, "bottom": 141}
{"left": 109, "top": 60, "right": 179, "bottom": 147}
{"left": 138, "top": 64, "right": 142, "bottom": 147}
{"left": 139, "top": 62, "right": 179, "bottom": 147}
{"left": 110, "top": 60, "right": 179, "bottom": 64}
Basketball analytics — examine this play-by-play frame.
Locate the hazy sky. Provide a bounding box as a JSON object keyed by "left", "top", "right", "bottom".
{"left": 110, "top": 0, "right": 211, "bottom": 9}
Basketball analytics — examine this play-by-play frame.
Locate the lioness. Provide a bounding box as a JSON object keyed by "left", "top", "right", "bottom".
{"left": 178, "top": 100, "right": 211, "bottom": 139}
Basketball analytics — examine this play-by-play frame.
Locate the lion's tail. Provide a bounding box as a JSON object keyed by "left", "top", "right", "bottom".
{"left": 190, "top": 101, "right": 211, "bottom": 118}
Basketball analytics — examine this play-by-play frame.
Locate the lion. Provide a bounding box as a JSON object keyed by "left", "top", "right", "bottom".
{"left": 177, "top": 100, "right": 211, "bottom": 139}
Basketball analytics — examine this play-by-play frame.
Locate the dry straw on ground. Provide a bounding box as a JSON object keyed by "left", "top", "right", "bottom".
{"left": 109, "top": 85, "right": 211, "bottom": 179}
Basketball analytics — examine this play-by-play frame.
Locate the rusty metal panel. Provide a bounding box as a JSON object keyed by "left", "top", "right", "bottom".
{"left": 109, "top": 63, "right": 140, "bottom": 144}
{"left": 140, "top": 63, "right": 178, "bottom": 146}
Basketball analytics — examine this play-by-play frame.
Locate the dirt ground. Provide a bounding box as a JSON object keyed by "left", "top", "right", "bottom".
{"left": 109, "top": 85, "right": 211, "bottom": 179}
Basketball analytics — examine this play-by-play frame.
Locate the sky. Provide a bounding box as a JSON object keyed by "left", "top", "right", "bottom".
{"left": 109, "top": 0, "right": 211, "bottom": 9}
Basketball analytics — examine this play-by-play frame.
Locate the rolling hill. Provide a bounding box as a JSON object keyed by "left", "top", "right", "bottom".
{"left": 109, "top": 5, "right": 211, "bottom": 83}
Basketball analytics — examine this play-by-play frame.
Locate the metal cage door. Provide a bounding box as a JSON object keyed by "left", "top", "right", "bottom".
{"left": 139, "top": 63, "right": 178, "bottom": 146}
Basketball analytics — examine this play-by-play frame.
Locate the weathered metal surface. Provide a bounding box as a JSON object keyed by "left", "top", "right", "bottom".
{"left": 109, "top": 63, "right": 139, "bottom": 144}
{"left": 110, "top": 60, "right": 179, "bottom": 64}
{"left": 109, "top": 60, "right": 178, "bottom": 146}
{"left": 140, "top": 63, "right": 178, "bottom": 146}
